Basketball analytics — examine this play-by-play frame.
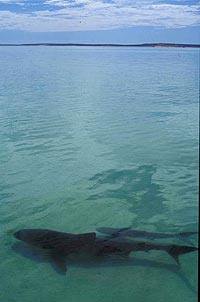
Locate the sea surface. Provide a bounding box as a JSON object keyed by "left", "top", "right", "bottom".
{"left": 0, "top": 46, "right": 199, "bottom": 302}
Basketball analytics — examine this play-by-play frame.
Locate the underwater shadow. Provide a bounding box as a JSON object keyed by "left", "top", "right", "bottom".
{"left": 88, "top": 165, "right": 167, "bottom": 227}
{"left": 12, "top": 242, "right": 197, "bottom": 295}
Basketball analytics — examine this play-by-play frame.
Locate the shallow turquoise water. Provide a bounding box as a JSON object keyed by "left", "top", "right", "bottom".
{"left": 0, "top": 47, "right": 198, "bottom": 302}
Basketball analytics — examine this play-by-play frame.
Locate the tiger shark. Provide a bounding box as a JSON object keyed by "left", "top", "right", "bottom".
{"left": 13, "top": 228, "right": 198, "bottom": 274}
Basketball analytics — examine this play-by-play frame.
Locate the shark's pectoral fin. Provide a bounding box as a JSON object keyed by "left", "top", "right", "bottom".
{"left": 50, "top": 253, "right": 68, "bottom": 275}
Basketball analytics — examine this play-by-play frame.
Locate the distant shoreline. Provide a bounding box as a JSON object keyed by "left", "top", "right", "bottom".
{"left": 0, "top": 43, "right": 200, "bottom": 48}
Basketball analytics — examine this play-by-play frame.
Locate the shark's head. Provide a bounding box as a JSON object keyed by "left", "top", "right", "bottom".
{"left": 14, "top": 230, "right": 23, "bottom": 240}
{"left": 14, "top": 229, "right": 96, "bottom": 251}
{"left": 14, "top": 229, "right": 51, "bottom": 248}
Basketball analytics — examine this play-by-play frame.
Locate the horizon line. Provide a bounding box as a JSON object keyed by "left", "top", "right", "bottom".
{"left": 0, "top": 42, "right": 200, "bottom": 48}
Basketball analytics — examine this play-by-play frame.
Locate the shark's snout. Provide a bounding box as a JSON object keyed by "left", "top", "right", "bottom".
{"left": 14, "top": 230, "right": 22, "bottom": 240}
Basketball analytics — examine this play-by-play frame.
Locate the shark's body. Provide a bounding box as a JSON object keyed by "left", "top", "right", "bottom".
{"left": 14, "top": 229, "right": 96, "bottom": 273}
{"left": 14, "top": 228, "right": 198, "bottom": 274}
{"left": 97, "top": 227, "right": 197, "bottom": 244}
{"left": 14, "top": 229, "right": 96, "bottom": 253}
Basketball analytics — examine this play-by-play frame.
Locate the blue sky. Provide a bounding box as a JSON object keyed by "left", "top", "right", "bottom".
{"left": 0, "top": 0, "right": 199, "bottom": 43}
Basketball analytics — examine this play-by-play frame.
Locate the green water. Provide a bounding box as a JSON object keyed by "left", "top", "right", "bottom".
{"left": 0, "top": 47, "right": 198, "bottom": 302}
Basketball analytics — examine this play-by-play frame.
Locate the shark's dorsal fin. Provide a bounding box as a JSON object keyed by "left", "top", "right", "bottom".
{"left": 76, "top": 232, "right": 96, "bottom": 240}
{"left": 110, "top": 228, "right": 131, "bottom": 238}
{"left": 75, "top": 232, "right": 96, "bottom": 245}
{"left": 96, "top": 227, "right": 131, "bottom": 238}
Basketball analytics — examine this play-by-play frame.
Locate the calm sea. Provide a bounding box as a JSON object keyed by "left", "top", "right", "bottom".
{"left": 0, "top": 47, "right": 199, "bottom": 302}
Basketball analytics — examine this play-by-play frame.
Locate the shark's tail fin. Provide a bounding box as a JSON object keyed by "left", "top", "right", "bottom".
{"left": 167, "top": 244, "right": 198, "bottom": 265}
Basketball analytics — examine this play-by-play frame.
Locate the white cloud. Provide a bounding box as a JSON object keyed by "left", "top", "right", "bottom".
{"left": 0, "top": 0, "right": 24, "bottom": 3}
{"left": 0, "top": 0, "right": 199, "bottom": 31}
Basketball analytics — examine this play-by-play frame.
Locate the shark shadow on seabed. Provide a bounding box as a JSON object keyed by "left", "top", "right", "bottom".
{"left": 12, "top": 241, "right": 197, "bottom": 295}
